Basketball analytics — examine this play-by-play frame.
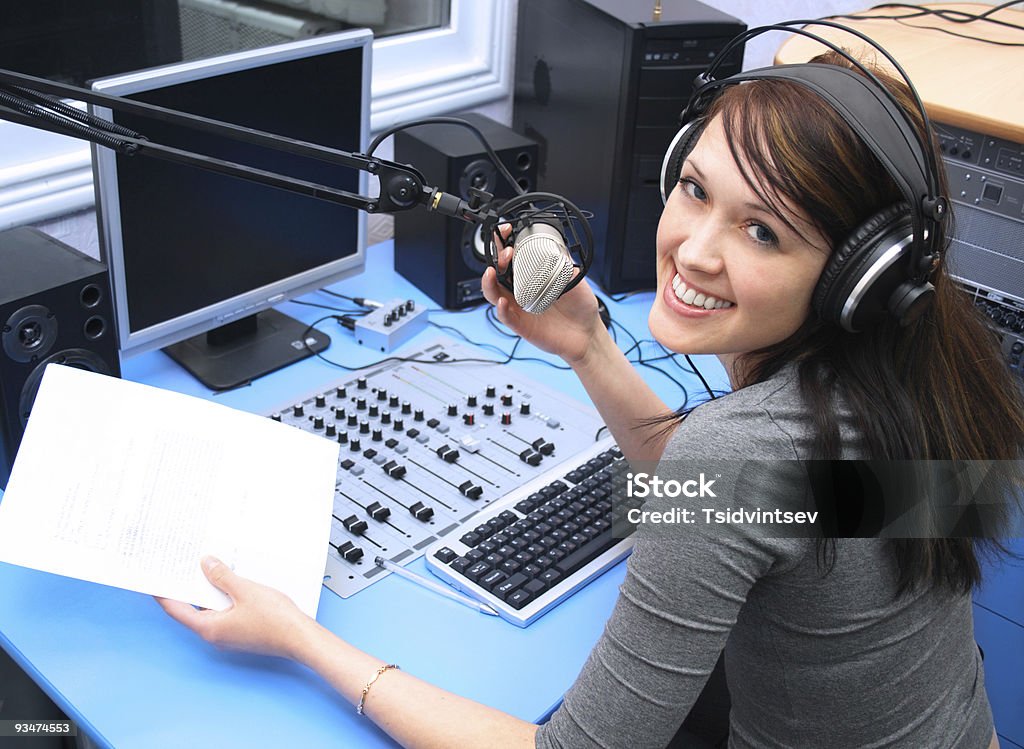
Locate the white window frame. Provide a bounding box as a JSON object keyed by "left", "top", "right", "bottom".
{"left": 0, "top": 0, "right": 515, "bottom": 230}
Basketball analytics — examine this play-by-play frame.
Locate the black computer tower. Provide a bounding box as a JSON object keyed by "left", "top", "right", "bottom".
{"left": 514, "top": 0, "right": 745, "bottom": 293}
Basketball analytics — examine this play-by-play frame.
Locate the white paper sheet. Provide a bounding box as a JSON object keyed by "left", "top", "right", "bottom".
{"left": 0, "top": 364, "right": 339, "bottom": 618}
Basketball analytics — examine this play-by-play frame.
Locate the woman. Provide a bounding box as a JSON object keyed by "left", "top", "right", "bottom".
{"left": 159, "top": 51, "right": 1022, "bottom": 748}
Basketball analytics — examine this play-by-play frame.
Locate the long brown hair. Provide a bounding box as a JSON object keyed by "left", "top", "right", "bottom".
{"left": 696, "top": 52, "right": 1024, "bottom": 592}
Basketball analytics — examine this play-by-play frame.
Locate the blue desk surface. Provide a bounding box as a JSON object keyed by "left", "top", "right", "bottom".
{"left": 0, "top": 241, "right": 726, "bottom": 748}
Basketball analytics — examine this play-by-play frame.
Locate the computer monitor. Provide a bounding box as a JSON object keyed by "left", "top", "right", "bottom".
{"left": 90, "top": 29, "right": 371, "bottom": 390}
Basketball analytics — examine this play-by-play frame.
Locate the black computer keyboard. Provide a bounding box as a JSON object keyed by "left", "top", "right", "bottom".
{"left": 425, "top": 438, "right": 636, "bottom": 626}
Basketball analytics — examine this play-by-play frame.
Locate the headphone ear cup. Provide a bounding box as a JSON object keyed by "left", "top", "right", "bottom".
{"left": 660, "top": 118, "right": 705, "bottom": 205}
{"left": 813, "top": 203, "right": 914, "bottom": 332}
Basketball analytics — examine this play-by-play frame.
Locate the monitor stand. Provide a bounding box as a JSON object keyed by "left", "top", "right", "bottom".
{"left": 164, "top": 309, "right": 329, "bottom": 391}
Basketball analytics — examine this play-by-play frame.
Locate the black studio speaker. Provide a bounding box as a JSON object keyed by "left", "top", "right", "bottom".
{"left": 0, "top": 227, "right": 121, "bottom": 487}
{"left": 394, "top": 112, "right": 538, "bottom": 308}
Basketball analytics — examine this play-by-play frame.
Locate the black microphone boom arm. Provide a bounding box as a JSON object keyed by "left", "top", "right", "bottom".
{"left": 0, "top": 66, "right": 482, "bottom": 219}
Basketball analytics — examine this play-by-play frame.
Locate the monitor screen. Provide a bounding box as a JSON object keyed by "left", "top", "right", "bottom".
{"left": 90, "top": 30, "right": 371, "bottom": 389}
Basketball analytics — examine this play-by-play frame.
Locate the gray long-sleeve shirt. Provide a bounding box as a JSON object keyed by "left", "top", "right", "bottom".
{"left": 536, "top": 368, "right": 994, "bottom": 748}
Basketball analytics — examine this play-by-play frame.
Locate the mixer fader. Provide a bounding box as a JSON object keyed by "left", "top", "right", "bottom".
{"left": 266, "top": 338, "right": 606, "bottom": 598}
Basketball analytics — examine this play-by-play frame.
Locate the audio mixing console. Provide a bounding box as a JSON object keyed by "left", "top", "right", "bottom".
{"left": 266, "top": 338, "right": 605, "bottom": 598}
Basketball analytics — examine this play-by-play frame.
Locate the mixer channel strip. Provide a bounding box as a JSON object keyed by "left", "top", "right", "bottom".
{"left": 264, "top": 338, "right": 607, "bottom": 598}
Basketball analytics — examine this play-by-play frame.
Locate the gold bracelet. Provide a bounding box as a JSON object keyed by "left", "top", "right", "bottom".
{"left": 356, "top": 663, "right": 400, "bottom": 716}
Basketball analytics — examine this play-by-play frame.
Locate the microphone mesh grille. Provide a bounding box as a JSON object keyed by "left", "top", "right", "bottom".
{"left": 514, "top": 248, "right": 574, "bottom": 314}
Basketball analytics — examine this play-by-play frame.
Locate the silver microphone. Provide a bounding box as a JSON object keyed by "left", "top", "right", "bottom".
{"left": 511, "top": 222, "right": 574, "bottom": 314}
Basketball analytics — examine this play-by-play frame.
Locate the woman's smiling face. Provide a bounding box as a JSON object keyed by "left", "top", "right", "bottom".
{"left": 649, "top": 115, "right": 831, "bottom": 379}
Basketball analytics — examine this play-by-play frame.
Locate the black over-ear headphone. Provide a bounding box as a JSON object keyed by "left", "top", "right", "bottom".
{"left": 659, "top": 21, "right": 949, "bottom": 332}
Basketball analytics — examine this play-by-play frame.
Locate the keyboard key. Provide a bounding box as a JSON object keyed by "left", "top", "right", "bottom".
{"left": 495, "top": 573, "right": 529, "bottom": 599}
{"left": 450, "top": 557, "right": 471, "bottom": 574}
{"left": 507, "top": 589, "right": 533, "bottom": 609}
{"left": 535, "top": 554, "right": 555, "bottom": 570}
{"left": 464, "top": 561, "right": 491, "bottom": 582}
{"left": 511, "top": 551, "right": 534, "bottom": 566}
{"left": 499, "top": 559, "right": 522, "bottom": 575}
{"left": 547, "top": 547, "right": 567, "bottom": 563}
{"left": 524, "top": 579, "right": 547, "bottom": 597}
{"left": 540, "top": 569, "right": 562, "bottom": 587}
{"left": 480, "top": 569, "right": 508, "bottom": 591}
{"left": 460, "top": 531, "right": 482, "bottom": 547}
{"left": 554, "top": 532, "right": 618, "bottom": 578}
{"left": 434, "top": 547, "right": 457, "bottom": 563}
{"left": 523, "top": 563, "right": 543, "bottom": 579}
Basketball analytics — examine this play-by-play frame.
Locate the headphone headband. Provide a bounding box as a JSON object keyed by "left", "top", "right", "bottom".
{"left": 680, "top": 21, "right": 948, "bottom": 284}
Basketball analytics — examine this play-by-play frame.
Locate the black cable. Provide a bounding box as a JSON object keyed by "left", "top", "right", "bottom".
{"left": 287, "top": 299, "right": 369, "bottom": 315}
{"left": 606, "top": 289, "right": 653, "bottom": 303}
{"left": 319, "top": 289, "right": 362, "bottom": 303}
{"left": 302, "top": 322, "right": 515, "bottom": 371}
{"left": 684, "top": 354, "right": 718, "bottom": 401}
{"left": 428, "top": 321, "right": 517, "bottom": 360}
{"left": 869, "top": 1, "right": 1024, "bottom": 29}
{"left": 366, "top": 116, "right": 524, "bottom": 197}
{"left": 609, "top": 319, "right": 692, "bottom": 401}
{"left": 823, "top": 1, "right": 1024, "bottom": 45}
